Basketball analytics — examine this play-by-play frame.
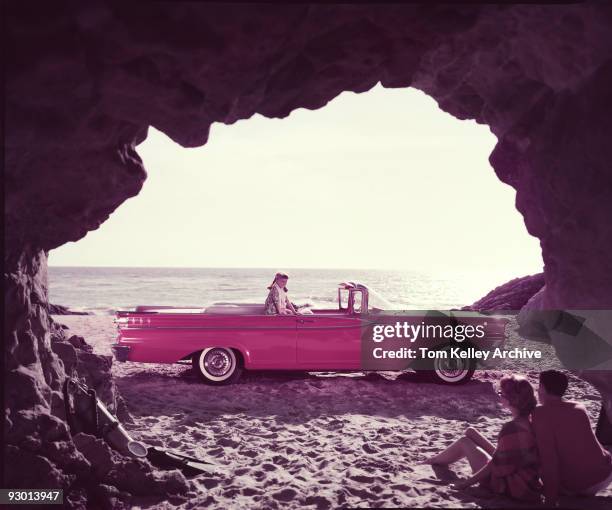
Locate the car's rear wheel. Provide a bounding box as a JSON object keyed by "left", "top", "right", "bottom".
{"left": 427, "top": 344, "right": 475, "bottom": 385}
{"left": 192, "top": 347, "right": 242, "bottom": 385}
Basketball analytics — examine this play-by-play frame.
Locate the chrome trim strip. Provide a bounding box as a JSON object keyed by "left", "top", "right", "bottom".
{"left": 118, "top": 323, "right": 502, "bottom": 333}
{"left": 120, "top": 323, "right": 366, "bottom": 331}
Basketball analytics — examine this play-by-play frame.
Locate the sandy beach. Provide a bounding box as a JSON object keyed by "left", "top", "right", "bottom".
{"left": 55, "top": 314, "right": 612, "bottom": 509}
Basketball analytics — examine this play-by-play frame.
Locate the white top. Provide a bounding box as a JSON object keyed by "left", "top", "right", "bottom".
{"left": 275, "top": 283, "right": 288, "bottom": 313}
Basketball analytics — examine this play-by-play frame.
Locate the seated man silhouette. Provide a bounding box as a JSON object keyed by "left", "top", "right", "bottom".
{"left": 532, "top": 370, "right": 612, "bottom": 506}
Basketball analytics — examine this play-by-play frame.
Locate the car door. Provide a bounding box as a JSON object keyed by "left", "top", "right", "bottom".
{"left": 296, "top": 313, "right": 362, "bottom": 369}
{"left": 238, "top": 314, "right": 298, "bottom": 369}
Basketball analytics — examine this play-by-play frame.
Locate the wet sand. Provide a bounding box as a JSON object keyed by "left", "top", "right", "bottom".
{"left": 55, "top": 315, "right": 612, "bottom": 509}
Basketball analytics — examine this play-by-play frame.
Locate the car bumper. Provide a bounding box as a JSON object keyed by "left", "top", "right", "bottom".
{"left": 112, "top": 344, "right": 131, "bottom": 362}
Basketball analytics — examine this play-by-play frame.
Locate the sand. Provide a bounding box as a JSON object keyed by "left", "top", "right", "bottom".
{"left": 55, "top": 314, "right": 612, "bottom": 509}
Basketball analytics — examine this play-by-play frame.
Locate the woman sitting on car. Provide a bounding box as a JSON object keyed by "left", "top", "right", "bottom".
{"left": 264, "top": 272, "right": 299, "bottom": 315}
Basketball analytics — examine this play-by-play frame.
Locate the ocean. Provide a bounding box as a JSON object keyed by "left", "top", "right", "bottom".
{"left": 47, "top": 267, "right": 516, "bottom": 315}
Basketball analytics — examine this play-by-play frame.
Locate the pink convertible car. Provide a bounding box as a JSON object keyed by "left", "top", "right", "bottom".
{"left": 113, "top": 282, "right": 507, "bottom": 385}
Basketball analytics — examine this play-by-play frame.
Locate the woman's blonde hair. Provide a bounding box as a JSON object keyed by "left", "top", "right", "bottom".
{"left": 267, "top": 272, "right": 289, "bottom": 291}
{"left": 499, "top": 375, "right": 537, "bottom": 417}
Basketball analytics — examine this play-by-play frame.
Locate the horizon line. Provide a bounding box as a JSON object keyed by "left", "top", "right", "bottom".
{"left": 47, "top": 264, "right": 408, "bottom": 271}
{"left": 46, "top": 264, "right": 537, "bottom": 275}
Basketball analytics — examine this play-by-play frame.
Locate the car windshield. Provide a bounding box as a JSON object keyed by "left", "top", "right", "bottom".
{"left": 367, "top": 286, "right": 394, "bottom": 312}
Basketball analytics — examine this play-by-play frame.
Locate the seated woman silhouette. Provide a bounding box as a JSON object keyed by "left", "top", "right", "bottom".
{"left": 421, "top": 374, "right": 542, "bottom": 502}
{"left": 264, "top": 272, "right": 298, "bottom": 315}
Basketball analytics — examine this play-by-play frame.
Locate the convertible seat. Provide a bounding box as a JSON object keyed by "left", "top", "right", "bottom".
{"left": 135, "top": 306, "right": 205, "bottom": 313}
{"left": 204, "top": 304, "right": 266, "bottom": 315}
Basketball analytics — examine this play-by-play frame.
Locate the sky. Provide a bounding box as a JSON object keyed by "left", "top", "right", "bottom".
{"left": 49, "top": 84, "right": 543, "bottom": 277}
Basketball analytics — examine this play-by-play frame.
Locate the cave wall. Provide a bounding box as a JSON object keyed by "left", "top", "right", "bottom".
{"left": 6, "top": 3, "right": 612, "bottom": 304}
{"left": 5, "top": 1, "right": 612, "bottom": 503}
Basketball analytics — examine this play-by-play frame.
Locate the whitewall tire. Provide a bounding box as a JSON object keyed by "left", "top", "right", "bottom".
{"left": 429, "top": 344, "right": 475, "bottom": 385}
{"left": 192, "top": 347, "right": 242, "bottom": 385}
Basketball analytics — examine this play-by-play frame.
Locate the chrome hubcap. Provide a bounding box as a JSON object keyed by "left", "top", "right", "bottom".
{"left": 435, "top": 348, "right": 468, "bottom": 380}
{"left": 204, "top": 349, "right": 232, "bottom": 377}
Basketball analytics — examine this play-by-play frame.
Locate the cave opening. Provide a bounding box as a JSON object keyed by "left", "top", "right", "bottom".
{"left": 48, "top": 84, "right": 543, "bottom": 312}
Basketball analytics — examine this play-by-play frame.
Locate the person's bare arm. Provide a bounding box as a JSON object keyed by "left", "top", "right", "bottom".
{"left": 533, "top": 410, "right": 561, "bottom": 506}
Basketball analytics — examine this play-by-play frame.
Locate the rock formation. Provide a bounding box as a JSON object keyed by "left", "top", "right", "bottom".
{"left": 463, "top": 273, "right": 545, "bottom": 312}
{"left": 49, "top": 304, "right": 90, "bottom": 315}
{"left": 5, "top": 2, "right": 612, "bottom": 505}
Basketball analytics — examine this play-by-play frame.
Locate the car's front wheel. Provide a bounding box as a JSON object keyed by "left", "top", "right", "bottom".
{"left": 427, "top": 344, "right": 475, "bottom": 385}
{"left": 192, "top": 347, "right": 242, "bottom": 385}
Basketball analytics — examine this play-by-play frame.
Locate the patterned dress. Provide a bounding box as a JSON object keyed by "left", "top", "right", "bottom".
{"left": 484, "top": 419, "right": 543, "bottom": 502}
{"left": 264, "top": 284, "right": 290, "bottom": 315}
